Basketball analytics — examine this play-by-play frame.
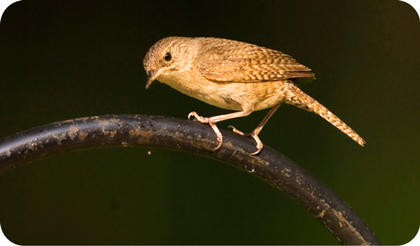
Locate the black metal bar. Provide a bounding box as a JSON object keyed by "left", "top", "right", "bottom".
{"left": 0, "top": 114, "right": 380, "bottom": 245}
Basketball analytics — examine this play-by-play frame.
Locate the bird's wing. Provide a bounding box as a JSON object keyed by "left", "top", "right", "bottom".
{"left": 196, "top": 38, "right": 314, "bottom": 83}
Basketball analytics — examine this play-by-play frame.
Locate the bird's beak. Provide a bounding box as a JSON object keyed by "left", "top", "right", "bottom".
{"left": 145, "top": 69, "right": 162, "bottom": 89}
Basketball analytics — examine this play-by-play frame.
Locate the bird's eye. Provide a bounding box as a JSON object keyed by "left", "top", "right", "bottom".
{"left": 164, "top": 52, "right": 172, "bottom": 61}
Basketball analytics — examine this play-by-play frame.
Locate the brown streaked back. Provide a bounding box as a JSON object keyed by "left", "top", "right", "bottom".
{"left": 196, "top": 37, "right": 314, "bottom": 83}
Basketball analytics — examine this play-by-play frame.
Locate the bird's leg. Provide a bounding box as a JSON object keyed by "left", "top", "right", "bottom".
{"left": 229, "top": 104, "right": 281, "bottom": 155}
{"left": 188, "top": 110, "right": 252, "bottom": 150}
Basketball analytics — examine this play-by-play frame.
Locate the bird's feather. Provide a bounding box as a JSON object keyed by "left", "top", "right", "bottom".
{"left": 196, "top": 38, "right": 314, "bottom": 83}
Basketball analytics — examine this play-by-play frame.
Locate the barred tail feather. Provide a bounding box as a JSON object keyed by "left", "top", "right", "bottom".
{"left": 286, "top": 84, "right": 366, "bottom": 146}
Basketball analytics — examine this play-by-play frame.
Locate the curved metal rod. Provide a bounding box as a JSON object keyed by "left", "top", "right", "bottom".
{"left": 0, "top": 114, "right": 380, "bottom": 244}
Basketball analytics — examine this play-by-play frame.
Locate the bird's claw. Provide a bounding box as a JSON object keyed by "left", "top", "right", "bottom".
{"left": 188, "top": 112, "right": 222, "bottom": 151}
{"left": 229, "top": 126, "right": 263, "bottom": 155}
{"left": 228, "top": 125, "right": 245, "bottom": 135}
{"left": 187, "top": 111, "right": 197, "bottom": 120}
{"left": 187, "top": 111, "right": 208, "bottom": 123}
{"left": 249, "top": 132, "right": 263, "bottom": 155}
{"left": 209, "top": 122, "right": 223, "bottom": 151}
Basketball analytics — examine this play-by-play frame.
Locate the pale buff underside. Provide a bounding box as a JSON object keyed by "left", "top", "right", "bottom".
{"left": 158, "top": 69, "right": 290, "bottom": 112}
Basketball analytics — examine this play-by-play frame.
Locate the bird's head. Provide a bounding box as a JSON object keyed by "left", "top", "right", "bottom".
{"left": 143, "top": 36, "right": 193, "bottom": 89}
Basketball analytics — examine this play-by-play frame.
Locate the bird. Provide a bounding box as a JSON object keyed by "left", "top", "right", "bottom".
{"left": 143, "top": 36, "right": 365, "bottom": 155}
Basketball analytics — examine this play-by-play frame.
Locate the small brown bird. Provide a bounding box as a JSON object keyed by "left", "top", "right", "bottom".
{"left": 143, "top": 37, "right": 365, "bottom": 154}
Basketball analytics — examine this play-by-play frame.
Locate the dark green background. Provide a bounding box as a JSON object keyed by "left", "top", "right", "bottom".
{"left": 0, "top": 0, "right": 419, "bottom": 244}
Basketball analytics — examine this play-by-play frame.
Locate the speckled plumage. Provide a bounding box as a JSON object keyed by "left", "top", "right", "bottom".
{"left": 197, "top": 38, "right": 314, "bottom": 82}
{"left": 143, "top": 37, "right": 365, "bottom": 153}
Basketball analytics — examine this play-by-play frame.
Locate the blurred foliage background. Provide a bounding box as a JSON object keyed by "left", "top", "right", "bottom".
{"left": 0, "top": 0, "right": 419, "bottom": 244}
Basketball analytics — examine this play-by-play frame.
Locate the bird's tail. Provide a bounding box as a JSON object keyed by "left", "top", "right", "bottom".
{"left": 285, "top": 84, "right": 366, "bottom": 146}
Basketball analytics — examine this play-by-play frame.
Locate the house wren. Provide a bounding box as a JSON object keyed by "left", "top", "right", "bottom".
{"left": 143, "top": 37, "right": 365, "bottom": 155}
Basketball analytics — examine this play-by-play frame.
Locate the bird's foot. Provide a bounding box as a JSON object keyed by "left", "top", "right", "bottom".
{"left": 228, "top": 125, "right": 245, "bottom": 135}
{"left": 248, "top": 132, "right": 263, "bottom": 155}
{"left": 228, "top": 126, "right": 264, "bottom": 155}
{"left": 188, "top": 111, "right": 223, "bottom": 151}
{"left": 188, "top": 111, "right": 209, "bottom": 123}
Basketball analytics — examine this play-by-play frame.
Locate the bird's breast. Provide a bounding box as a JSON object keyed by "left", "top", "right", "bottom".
{"left": 159, "top": 71, "right": 290, "bottom": 111}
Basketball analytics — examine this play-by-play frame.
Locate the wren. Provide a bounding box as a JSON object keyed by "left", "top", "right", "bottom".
{"left": 143, "top": 37, "right": 365, "bottom": 155}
